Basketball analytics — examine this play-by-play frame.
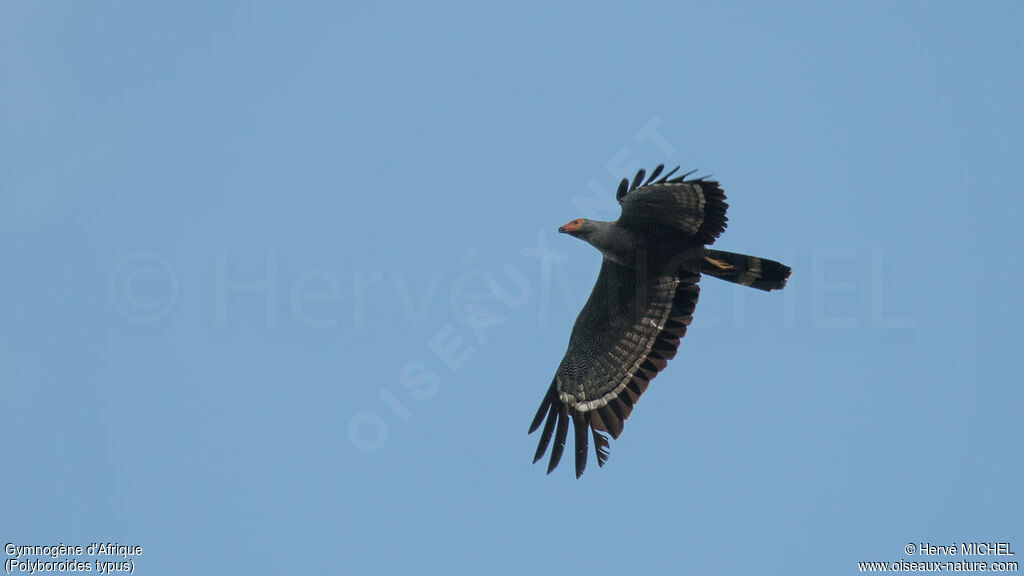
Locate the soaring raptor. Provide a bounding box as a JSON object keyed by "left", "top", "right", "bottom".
{"left": 529, "top": 165, "right": 791, "bottom": 477}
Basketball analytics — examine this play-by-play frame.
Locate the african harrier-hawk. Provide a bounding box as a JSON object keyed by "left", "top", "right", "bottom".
{"left": 529, "top": 165, "right": 791, "bottom": 477}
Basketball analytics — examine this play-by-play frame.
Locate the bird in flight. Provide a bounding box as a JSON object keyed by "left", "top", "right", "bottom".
{"left": 529, "top": 165, "right": 791, "bottom": 478}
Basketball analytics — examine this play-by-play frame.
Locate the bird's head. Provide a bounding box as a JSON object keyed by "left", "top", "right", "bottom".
{"left": 558, "top": 218, "right": 589, "bottom": 237}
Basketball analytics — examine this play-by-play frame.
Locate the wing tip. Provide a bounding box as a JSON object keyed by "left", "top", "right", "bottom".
{"left": 532, "top": 393, "right": 618, "bottom": 477}
{"left": 593, "top": 428, "right": 610, "bottom": 468}
{"left": 573, "top": 411, "right": 589, "bottom": 479}
{"left": 545, "top": 405, "right": 569, "bottom": 474}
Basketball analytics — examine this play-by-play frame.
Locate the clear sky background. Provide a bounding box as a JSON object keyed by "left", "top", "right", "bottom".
{"left": 2, "top": 2, "right": 1021, "bottom": 574}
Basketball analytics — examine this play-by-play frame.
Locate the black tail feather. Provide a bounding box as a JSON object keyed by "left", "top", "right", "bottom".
{"left": 699, "top": 249, "right": 791, "bottom": 291}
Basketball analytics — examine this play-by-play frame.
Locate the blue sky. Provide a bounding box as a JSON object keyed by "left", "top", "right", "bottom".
{"left": 2, "top": 1, "right": 1021, "bottom": 574}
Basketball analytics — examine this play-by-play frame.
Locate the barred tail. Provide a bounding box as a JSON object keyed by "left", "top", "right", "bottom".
{"left": 699, "top": 249, "right": 791, "bottom": 291}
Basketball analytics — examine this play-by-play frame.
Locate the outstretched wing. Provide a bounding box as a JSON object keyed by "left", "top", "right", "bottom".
{"left": 529, "top": 259, "right": 701, "bottom": 477}
{"left": 616, "top": 165, "right": 729, "bottom": 245}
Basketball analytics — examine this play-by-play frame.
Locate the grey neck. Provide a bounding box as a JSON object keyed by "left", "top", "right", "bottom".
{"left": 582, "top": 220, "right": 635, "bottom": 267}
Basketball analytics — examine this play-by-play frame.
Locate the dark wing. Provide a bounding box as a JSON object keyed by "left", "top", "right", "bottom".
{"left": 616, "top": 165, "right": 729, "bottom": 244}
{"left": 529, "top": 259, "right": 701, "bottom": 477}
